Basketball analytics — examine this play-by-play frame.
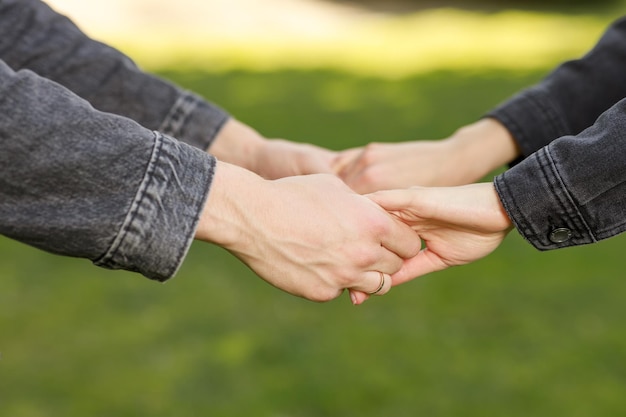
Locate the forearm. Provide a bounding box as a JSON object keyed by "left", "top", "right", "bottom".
{"left": 487, "top": 16, "right": 626, "bottom": 159}
{"left": 0, "top": 60, "right": 214, "bottom": 280}
{"left": 0, "top": 0, "right": 229, "bottom": 150}
{"left": 443, "top": 117, "right": 521, "bottom": 181}
{"left": 494, "top": 97, "right": 626, "bottom": 250}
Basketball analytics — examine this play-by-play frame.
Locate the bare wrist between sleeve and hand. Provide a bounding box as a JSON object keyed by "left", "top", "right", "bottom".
{"left": 446, "top": 117, "right": 521, "bottom": 181}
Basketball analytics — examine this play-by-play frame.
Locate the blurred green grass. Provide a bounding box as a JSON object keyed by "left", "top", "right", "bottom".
{"left": 2, "top": 67, "right": 626, "bottom": 417}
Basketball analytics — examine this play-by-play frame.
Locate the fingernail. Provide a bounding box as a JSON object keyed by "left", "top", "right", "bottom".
{"left": 350, "top": 292, "right": 358, "bottom": 305}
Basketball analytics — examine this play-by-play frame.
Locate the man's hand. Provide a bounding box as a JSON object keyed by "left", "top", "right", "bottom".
{"left": 195, "top": 162, "right": 422, "bottom": 303}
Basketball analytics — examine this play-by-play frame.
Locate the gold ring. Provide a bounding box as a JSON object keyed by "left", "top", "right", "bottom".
{"left": 369, "top": 272, "right": 385, "bottom": 295}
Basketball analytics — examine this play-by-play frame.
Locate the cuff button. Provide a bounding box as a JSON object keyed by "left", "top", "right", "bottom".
{"left": 549, "top": 228, "right": 572, "bottom": 243}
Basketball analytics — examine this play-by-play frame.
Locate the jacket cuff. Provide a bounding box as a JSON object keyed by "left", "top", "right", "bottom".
{"left": 159, "top": 91, "right": 230, "bottom": 151}
{"left": 494, "top": 146, "right": 596, "bottom": 251}
{"left": 95, "top": 132, "right": 215, "bottom": 281}
{"left": 486, "top": 87, "right": 572, "bottom": 163}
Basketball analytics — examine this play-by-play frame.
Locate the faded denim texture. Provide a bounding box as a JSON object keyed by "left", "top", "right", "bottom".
{"left": 490, "top": 17, "right": 626, "bottom": 250}
{"left": 0, "top": 0, "right": 230, "bottom": 280}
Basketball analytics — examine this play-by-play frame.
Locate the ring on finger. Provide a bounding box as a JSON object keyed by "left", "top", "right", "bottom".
{"left": 369, "top": 271, "right": 386, "bottom": 295}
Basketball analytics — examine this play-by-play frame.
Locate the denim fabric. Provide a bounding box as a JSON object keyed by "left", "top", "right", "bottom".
{"left": 491, "top": 16, "right": 626, "bottom": 251}
{"left": 0, "top": 0, "right": 230, "bottom": 151}
{"left": 495, "top": 98, "right": 626, "bottom": 250}
{"left": 0, "top": 0, "right": 225, "bottom": 280}
{"left": 488, "top": 16, "right": 626, "bottom": 159}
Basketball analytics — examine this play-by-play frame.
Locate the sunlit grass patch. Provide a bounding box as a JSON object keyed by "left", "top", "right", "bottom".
{"left": 113, "top": 9, "right": 612, "bottom": 78}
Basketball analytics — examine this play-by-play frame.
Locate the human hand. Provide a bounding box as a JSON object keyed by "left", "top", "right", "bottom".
{"left": 251, "top": 138, "right": 337, "bottom": 179}
{"left": 195, "top": 162, "right": 421, "bottom": 304}
{"left": 209, "top": 118, "right": 337, "bottom": 179}
{"left": 366, "top": 183, "right": 514, "bottom": 286}
{"left": 333, "top": 118, "right": 520, "bottom": 193}
{"left": 334, "top": 140, "right": 470, "bottom": 193}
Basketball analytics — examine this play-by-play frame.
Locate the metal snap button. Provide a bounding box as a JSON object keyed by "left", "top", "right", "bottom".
{"left": 549, "top": 228, "right": 572, "bottom": 243}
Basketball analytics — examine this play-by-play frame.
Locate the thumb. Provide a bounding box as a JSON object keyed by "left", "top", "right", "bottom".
{"left": 391, "top": 249, "right": 447, "bottom": 285}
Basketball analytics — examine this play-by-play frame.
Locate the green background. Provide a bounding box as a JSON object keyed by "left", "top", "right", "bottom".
{"left": 2, "top": 4, "right": 626, "bottom": 416}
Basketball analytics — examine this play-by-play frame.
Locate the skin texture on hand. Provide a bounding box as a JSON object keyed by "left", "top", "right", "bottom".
{"left": 334, "top": 118, "right": 521, "bottom": 194}
{"left": 195, "top": 161, "right": 422, "bottom": 303}
{"left": 366, "top": 183, "right": 514, "bottom": 286}
{"left": 209, "top": 118, "right": 337, "bottom": 179}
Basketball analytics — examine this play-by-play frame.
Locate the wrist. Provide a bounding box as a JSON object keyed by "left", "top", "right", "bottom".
{"left": 446, "top": 118, "right": 520, "bottom": 181}
{"left": 485, "top": 182, "right": 514, "bottom": 232}
{"left": 195, "top": 161, "right": 267, "bottom": 249}
{"left": 207, "top": 118, "right": 267, "bottom": 172}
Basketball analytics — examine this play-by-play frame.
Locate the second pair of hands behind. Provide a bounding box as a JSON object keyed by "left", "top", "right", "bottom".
{"left": 199, "top": 118, "right": 517, "bottom": 305}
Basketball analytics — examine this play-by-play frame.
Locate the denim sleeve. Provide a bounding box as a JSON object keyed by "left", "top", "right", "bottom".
{"left": 486, "top": 16, "right": 626, "bottom": 160}
{"left": 494, "top": 97, "right": 626, "bottom": 251}
{"left": 0, "top": 0, "right": 230, "bottom": 151}
{"left": 0, "top": 59, "right": 216, "bottom": 281}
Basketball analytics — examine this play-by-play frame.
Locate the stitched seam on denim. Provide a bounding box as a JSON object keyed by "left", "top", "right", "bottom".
{"left": 595, "top": 221, "right": 626, "bottom": 240}
{"left": 95, "top": 131, "right": 163, "bottom": 268}
{"left": 494, "top": 175, "right": 538, "bottom": 246}
{"left": 158, "top": 93, "right": 197, "bottom": 138}
{"left": 583, "top": 182, "right": 626, "bottom": 239}
{"left": 204, "top": 111, "right": 230, "bottom": 149}
{"left": 165, "top": 154, "right": 217, "bottom": 281}
{"left": 543, "top": 146, "right": 597, "bottom": 243}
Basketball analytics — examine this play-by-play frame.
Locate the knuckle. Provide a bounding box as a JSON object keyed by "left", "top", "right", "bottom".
{"left": 358, "top": 167, "right": 381, "bottom": 188}
{"left": 309, "top": 287, "right": 340, "bottom": 303}
{"left": 363, "top": 142, "right": 382, "bottom": 156}
{"left": 350, "top": 246, "right": 380, "bottom": 268}
{"left": 335, "top": 272, "right": 355, "bottom": 288}
{"left": 367, "top": 214, "right": 391, "bottom": 237}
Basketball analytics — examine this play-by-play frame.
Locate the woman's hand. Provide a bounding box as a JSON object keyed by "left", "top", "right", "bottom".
{"left": 209, "top": 118, "right": 337, "bottom": 179}
{"left": 367, "top": 183, "right": 514, "bottom": 286}
{"left": 334, "top": 118, "right": 520, "bottom": 193}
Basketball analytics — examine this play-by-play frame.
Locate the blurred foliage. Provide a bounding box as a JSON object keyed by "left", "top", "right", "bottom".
{"left": 2, "top": 67, "right": 626, "bottom": 417}
{"left": 328, "top": 0, "right": 620, "bottom": 12}
{"left": 120, "top": 8, "right": 622, "bottom": 80}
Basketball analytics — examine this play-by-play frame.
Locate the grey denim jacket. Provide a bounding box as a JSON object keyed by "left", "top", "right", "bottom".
{"left": 490, "top": 16, "right": 626, "bottom": 251}
{"left": 0, "top": 0, "right": 229, "bottom": 281}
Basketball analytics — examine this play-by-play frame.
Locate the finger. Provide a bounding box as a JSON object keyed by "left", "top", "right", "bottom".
{"left": 369, "top": 245, "right": 407, "bottom": 275}
{"left": 390, "top": 248, "right": 448, "bottom": 286}
{"left": 332, "top": 148, "right": 363, "bottom": 178}
{"left": 369, "top": 190, "right": 424, "bottom": 259}
{"left": 349, "top": 271, "right": 392, "bottom": 297}
{"left": 379, "top": 214, "right": 422, "bottom": 260}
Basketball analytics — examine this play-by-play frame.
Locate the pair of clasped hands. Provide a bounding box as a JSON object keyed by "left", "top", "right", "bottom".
{"left": 196, "top": 118, "right": 517, "bottom": 305}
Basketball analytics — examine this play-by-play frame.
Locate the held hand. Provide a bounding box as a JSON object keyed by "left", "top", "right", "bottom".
{"left": 251, "top": 139, "right": 337, "bottom": 179}
{"left": 333, "top": 118, "right": 520, "bottom": 193}
{"left": 367, "top": 183, "right": 514, "bottom": 286}
{"left": 334, "top": 140, "right": 470, "bottom": 193}
{"left": 196, "top": 162, "right": 421, "bottom": 303}
{"left": 209, "top": 118, "right": 337, "bottom": 179}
